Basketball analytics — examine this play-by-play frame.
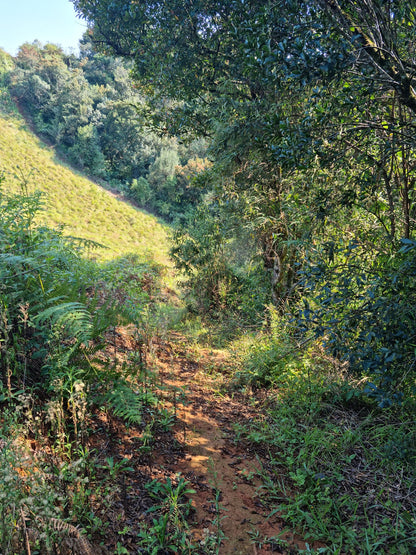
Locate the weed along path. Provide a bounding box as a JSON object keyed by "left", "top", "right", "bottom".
{"left": 147, "top": 333, "right": 311, "bottom": 554}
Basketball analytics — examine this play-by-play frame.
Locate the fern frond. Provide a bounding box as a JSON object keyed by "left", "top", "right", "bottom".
{"left": 64, "top": 234, "right": 107, "bottom": 252}
{"left": 48, "top": 517, "right": 85, "bottom": 537}
{"left": 106, "top": 384, "right": 144, "bottom": 425}
{"left": 32, "top": 516, "right": 94, "bottom": 555}
{"left": 35, "top": 302, "right": 92, "bottom": 345}
{"left": 0, "top": 253, "right": 42, "bottom": 274}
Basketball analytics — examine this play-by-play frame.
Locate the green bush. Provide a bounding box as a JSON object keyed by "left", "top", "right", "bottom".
{"left": 171, "top": 202, "right": 268, "bottom": 322}
{"left": 299, "top": 238, "right": 416, "bottom": 405}
{"left": 130, "top": 176, "right": 152, "bottom": 205}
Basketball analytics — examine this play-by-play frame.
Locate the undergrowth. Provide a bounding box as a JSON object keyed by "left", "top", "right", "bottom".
{"left": 0, "top": 177, "right": 200, "bottom": 553}
{"left": 2, "top": 159, "right": 415, "bottom": 554}
{"left": 0, "top": 171, "right": 235, "bottom": 554}
{"left": 234, "top": 312, "right": 416, "bottom": 554}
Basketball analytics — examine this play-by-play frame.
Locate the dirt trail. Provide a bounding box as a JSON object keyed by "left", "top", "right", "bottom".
{"left": 153, "top": 334, "right": 307, "bottom": 554}
{"left": 91, "top": 328, "right": 314, "bottom": 554}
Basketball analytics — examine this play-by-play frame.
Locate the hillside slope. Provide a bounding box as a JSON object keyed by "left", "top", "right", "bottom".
{"left": 0, "top": 93, "right": 170, "bottom": 265}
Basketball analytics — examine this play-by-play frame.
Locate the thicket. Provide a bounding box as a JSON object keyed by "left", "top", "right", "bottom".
{"left": 235, "top": 317, "right": 416, "bottom": 553}
{"left": 5, "top": 39, "right": 210, "bottom": 221}
{"left": 72, "top": 0, "right": 416, "bottom": 406}
{"left": 0, "top": 174, "right": 178, "bottom": 552}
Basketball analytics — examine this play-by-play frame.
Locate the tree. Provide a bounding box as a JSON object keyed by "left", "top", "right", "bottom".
{"left": 317, "top": 0, "right": 416, "bottom": 114}
{"left": 71, "top": 0, "right": 321, "bottom": 302}
{"left": 71, "top": 0, "right": 416, "bottom": 240}
{"left": 71, "top": 0, "right": 416, "bottom": 400}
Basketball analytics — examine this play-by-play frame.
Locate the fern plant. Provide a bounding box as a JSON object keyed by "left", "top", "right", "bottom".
{"left": 106, "top": 382, "right": 149, "bottom": 425}
{"left": 35, "top": 302, "right": 93, "bottom": 346}
{"left": 0, "top": 177, "right": 115, "bottom": 395}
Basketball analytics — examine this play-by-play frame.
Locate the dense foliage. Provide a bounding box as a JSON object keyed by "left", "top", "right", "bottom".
{"left": 72, "top": 0, "right": 416, "bottom": 403}
{"left": 0, "top": 177, "right": 94, "bottom": 393}
{"left": 6, "top": 39, "right": 209, "bottom": 221}
{"left": 0, "top": 3, "right": 416, "bottom": 550}
{"left": 0, "top": 173, "right": 176, "bottom": 552}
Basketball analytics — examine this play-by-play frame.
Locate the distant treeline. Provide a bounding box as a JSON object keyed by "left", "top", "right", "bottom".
{"left": 6, "top": 37, "right": 210, "bottom": 220}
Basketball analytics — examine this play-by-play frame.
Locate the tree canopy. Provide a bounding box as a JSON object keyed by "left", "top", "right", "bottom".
{"left": 70, "top": 0, "right": 416, "bottom": 403}
{"left": 8, "top": 38, "right": 210, "bottom": 220}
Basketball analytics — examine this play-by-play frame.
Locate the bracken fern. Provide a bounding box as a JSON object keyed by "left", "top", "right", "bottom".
{"left": 106, "top": 383, "right": 148, "bottom": 425}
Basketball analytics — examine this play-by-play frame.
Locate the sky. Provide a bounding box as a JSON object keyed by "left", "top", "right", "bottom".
{"left": 0, "top": 0, "right": 88, "bottom": 56}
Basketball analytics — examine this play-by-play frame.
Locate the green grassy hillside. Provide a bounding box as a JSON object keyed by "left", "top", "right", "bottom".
{"left": 0, "top": 90, "right": 169, "bottom": 265}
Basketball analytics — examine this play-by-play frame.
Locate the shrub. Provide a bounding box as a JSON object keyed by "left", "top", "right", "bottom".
{"left": 299, "top": 238, "right": 416, "bottom": 405}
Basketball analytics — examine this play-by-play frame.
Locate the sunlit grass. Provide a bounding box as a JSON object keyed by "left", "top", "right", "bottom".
{"left": 0, "top": 98, "right": 170, "bottom": 267}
